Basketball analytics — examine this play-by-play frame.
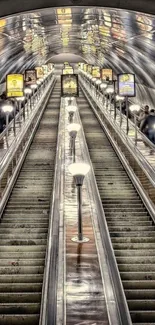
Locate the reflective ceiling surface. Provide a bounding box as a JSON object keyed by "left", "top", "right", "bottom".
{"left": 0, "top": 7, "right": 155, "bottom": 89}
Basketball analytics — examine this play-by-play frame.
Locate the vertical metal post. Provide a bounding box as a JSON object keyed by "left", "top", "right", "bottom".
{"left": 120, "top": 101, "right": 122, "bottom": 128}
{"left": 113, "top": 80, "right": 117, "bottom": 120}
{"left": 13, "top": 107, "right": 16, "bottom": 135}
{"left": 6, "top": 113, "right": 9, "bottom": 146}
{"left": 109, "top": 94, "right": 112, "bottom": 113}
{"left": 134, "top": 113, "right": 137, "bottom": 145}
{"left": 77, "top": 185, "right": 83, "bottom": 241}
{"left": 23, "top": 100, "right": 25, "bottom": 121}
{"left": 73, "top": 138, "right": 75, "bottom": 163}
{"left": 126, "top": 96, "right": 129, "bottom": 134}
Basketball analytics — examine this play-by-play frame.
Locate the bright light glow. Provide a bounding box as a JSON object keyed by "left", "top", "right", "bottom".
{"left": 100, "top": 83, "right": 107, "bottom": 89}
{"left": 16, "top": 96, "right": 25, "bottom": 101}
{"left": 39, "top": 78, "right": 44, "bottom": 82}
{"left": 37, "top": 80, "right": 41, "bottom": 85}
{"left": 68, "top": 162, "right": 90, "bottom": 177}
{"left": 116, "top": 95, "right": 125, "bottom": 101}
{"left": 30, "top": 84, "right": 38, "bottom": 89}
{"left": 24, "top": 88, "right": 32, "bottom": 95}
{"left": 2, "top": 104, "right": 13, "bottom": 113}
{"left": 67, "top": 123, "right": 81, "bottom": 133}
{"left": 92, "top": 78, "right": 97, "bottom": 82}
{"left": 96, "top": 80, "right": 102, "bottom": 85}
{"left": 130, "top": 104, "right": 140, "bottom": 112}
{"left": 106, "top": 87, "right": 114, "bottom": 94}
{"left": 66, "top": 105, "right": 77, "bottom": 113}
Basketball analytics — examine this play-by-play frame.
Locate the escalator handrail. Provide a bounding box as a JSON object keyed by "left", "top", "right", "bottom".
{"left": 39, "top": 95, "right": 64, "bottom": 325}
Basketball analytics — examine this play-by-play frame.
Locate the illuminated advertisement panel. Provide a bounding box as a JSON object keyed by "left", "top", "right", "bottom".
{"left": 101, "top": 69, "right": 113, "bottom": 81}
{"left": 63, "top": 67, "right": 73, "bottom": 74}
{"left": 35, "top": 67, "right": 44, "bottom": 79}
{"left": 25, "top": 69, "right": 37, "bottom": 85}
{"left": 6, "top": 74, "right": 24, "bottom": 97}
{"left": 118, "top": 73, "right": 135, "bottom": 97}
{"left": 83, "top": 64, "right": 88, "bottom": 72}
{"left": 61, "top": 74, "right": 79, "bottom": 96}
{"left": 42, "top": 65, "right": 48, "bottom": 75}
{"left": 92, "top": 66, "right": 100, "bottom": 78}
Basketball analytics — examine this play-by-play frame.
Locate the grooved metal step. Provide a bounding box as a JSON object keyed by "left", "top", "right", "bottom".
{"left": 0, "top": 82, "right": 60, "bottom": 324}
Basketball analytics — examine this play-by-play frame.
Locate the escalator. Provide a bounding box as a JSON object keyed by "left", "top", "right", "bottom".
{"left": 0, "top": 81, "right": 61, "bottom": 325}
{"left": 77, "top": 88, "right": 155, "bottom": 324}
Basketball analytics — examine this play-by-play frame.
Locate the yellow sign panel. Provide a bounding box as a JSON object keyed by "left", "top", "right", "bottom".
{"left": 63, "top": 68, "right": 73, "bottom": 74}
{"left": 35, "top": 67, "right": 44, "bottom": 79}
{"left": 101, "top": 69, "right": 113, "bottom": 81}
{"left": 57, "top": 8, "right": 71, "bottom": 15}
{"left": 7, "top": 74, "right": 24, "bottom": 97}
{"left": 92, "top": 66, "right": 100, "bottom": 78}
{"left": 61, "top": 74, "right": 78, "bottom": 96}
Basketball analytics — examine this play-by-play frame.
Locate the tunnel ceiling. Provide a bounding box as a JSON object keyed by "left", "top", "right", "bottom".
{"left": 1, "top": 6, "right": 155, "bottom": 89}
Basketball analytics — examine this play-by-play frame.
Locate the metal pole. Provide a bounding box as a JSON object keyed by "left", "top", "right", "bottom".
{"left": 109, "top": 94, "right": 112, "bottom": 113}
{"left": 6, "top": 113, "right": 9, "bottom": 145}
{"left": 13, "top": 108, "right": 16, "bottom": 135}
{"left": 126, "top": 96, "right": 129, "bottom": 134}
{"left": 134, "top": 113, "right": 137, "bottom": 145}
{"left": 77, "top": 185, "right": 83, "bottom": 241}
{"left": 23, "top": 100, "right": 25, "bottom": 121}
{"left": 19, "top": 101, "right": 22, "bottom": 123}
{"left": 120, "top": 100, "right": 122, "bottom": 128}
{"left": 73, "top": 138, "right": 75, "bottom": 163}
{"left": 113, "top": 80, "right": 116, "bottom": 120}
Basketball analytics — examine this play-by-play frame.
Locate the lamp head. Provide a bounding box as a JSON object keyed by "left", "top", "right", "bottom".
{"left": 116, "top": 95, "right": 125, "bottom": 101}
{"left": 129, "top": 104, "right": 140, "bottom": 112}
{"left": 30, "top": 84, "right": 37, "bottom": 90}
{"left": 2, "top": 103, "right": 13, "bottom": 113}
{"left": 24, "top": 88, "right": 32, "bottom": 95}
{"left": 68, "top": 162, "right": 90, "bottom": 186}
{"left": 16, "top": 96, "right": 25, "bottom": 101}
{"left": 66, "top": 105, "right": 77, "bottom": 114}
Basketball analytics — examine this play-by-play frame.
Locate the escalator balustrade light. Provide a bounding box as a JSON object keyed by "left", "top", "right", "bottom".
{"left": 95, "top": 79, "right": 102, "bottom": 85}
{"left": 116, "top": 95, "right": 124, "bottom": 101}
{"left": 2, "top": 103, "right": 13, "bottom": 113}
{"left": 91, "top": 77, "right": 97, "bottom": 83}
{"left": 68, "top": 162, "right": 90, "bottom": 178}
{"left": 129, "top": 104, "right": 140, "bottom": 112}
{"left": 67, "top": 123, "right": 81, "bottom": 136}
{"left": 106, "top": 87, "right": 114, "bottom": 94}
{"left": 24, "top": 88, "right": 32, "bottom": 95}
{"left": 16, "top": 96, "right": 25, "bottom": 101}
{"left": 30, "top": 84, "right": 38, "bottom": 90}
{"left": 66, "top": 105, "right": 77, "bottom": 113}
{"left": 100, "top": 82, "right": 107, "bottom": 89}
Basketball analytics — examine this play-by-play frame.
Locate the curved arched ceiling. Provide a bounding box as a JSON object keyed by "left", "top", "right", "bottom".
{"left": 1, "top": 6, "right": 155, "bottom": 92}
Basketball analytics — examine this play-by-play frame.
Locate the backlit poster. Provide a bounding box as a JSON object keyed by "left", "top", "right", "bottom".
{"left": 92, "top": 66, "right": 100, "bottom": 78}
{"left": 63, "top": 67, "right": 73, "bottom": 74}
{"left": 25, "top": 69, "right": 36, "bottom": 85}
{"left": 35, "top": 67, "right": 44, "bottom": 79}
{"left": 118, "top": 73, "right": 135, "bottom": 97}
{"left": 101, "top": 69, "right": 113, "bottom": 81}
{"left": 6, "top": 74, "right": 24, "bottom": 97}
{"left": 42, "top": 65, "right": 48, "bottom": 75}
{"left": 61, "top": 74, "right": 78, "bottom": 96}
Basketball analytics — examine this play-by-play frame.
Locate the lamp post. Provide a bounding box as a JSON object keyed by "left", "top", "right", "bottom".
{"left": 36, "top": 80, "right": 41, "bottom": 99}
{"left": 116, "top": 95, "right": 125, "bottom": 128}
{"left": 68, "top": 162, "right": 90, "bottom": 243}
{"left": 30, "top": 84, "right": 38, "bottom": 106}
{"left": 106, "top": 87, "right": 114, "bottom": 113}
{"left": 67, "top": 123, "right": 81, "bottom": 162}
{"left": 24, "top": 88, "right": 32, "bottom": 111}
{"left": 2, "top": 103, "right": 13, "bottom": 145}
{"left": 66, "top": 105, "right": 77, "bottom": 123}
{"left": 16, "top": 96, "right": 25, "bottom": 122}
{"left": 129, "top": 104, "right": 140, "bottom": 144}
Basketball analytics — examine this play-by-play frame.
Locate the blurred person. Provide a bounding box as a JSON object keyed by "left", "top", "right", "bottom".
{"left": 141, "top": 109, "right": 155, "bottom": 144}
{"left": 138, "top": 105, "right": 149, "bottom": 128}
